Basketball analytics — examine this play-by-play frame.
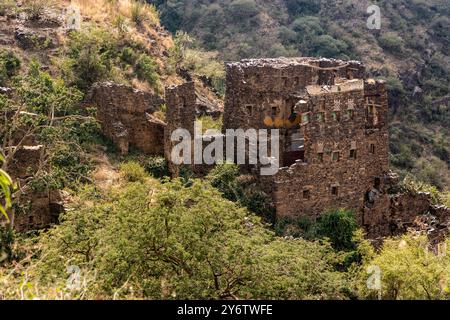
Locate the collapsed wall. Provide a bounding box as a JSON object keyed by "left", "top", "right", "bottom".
{"left": 85, "top": 82, "right": 166, "bottom": 156}
{"left": 6, "top": 145, "right": 65, "bottom": 232}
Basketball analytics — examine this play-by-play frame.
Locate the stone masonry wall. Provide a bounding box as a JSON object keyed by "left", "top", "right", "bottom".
{"left": 164, "top": 82, "right": 197, "bottom": 176}
{"left": 224, "top": 57, "right": 389, "bottom": 227}
{"left": 85, "top": 82, "right": 166, "bottom": 155}
{"left": 6, "top": 145, "right": 64, "bottom": 232}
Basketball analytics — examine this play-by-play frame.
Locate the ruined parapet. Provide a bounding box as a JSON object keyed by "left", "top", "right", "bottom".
{"left": 85, "top": 82, "right": 166, "bottom": 155}
{"left": 365, "top": 192, "right": 449, "bottom": 243}
{"left": 364, "top": 79, "right": 389, "bottom": 129}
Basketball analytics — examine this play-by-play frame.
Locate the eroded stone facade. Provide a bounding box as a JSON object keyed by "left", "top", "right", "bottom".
{"left": 6, "top": 145, "right": 65, "bottom": 232}
{"left": 164, "top": 57, "right": 448, "bottom": 239}
{"left": 85, "top": 82, "right": 166, "bottom": 155}
{"left": 223, "top": 58, "right": 389, "bottom": 227}
{"left": 164, "top": 82, "right": 197, "bottom": 176}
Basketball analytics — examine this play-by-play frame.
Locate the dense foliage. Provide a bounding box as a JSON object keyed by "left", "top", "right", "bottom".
{"left": 2, "top": 169, "right": 349, "bottom": 299}
{"left": 1, "top": 164, "right": 448, "bottom": 299}
{"left": 207, "top": 163, "right": 275, "bottom": 223}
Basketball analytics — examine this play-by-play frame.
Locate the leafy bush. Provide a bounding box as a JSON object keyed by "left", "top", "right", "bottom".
{"left": 207, "top": 163, "right": 241, "bottom": 202}
{"left": 356, "top": 234, "right": 449, "bottom": 300}
{"left": 285, "top": 0, "right": 321, "bottom": 16}
{"left": 65, "top": 27, "right": 117, "bottom": 90}
{"left": 198, "top": 115, "right": 222, "bottom": 133}
{"left": 396, "top": 175, "right": 443, "bottom": 205}
{"left": 16, "top": 60, "right": 84, "bottom": 115}
{"left": 274, "top": 215, "right": 316, "bottom": 238}
{"left": 23, "top": 0, "right": 46, "bottom": 20}
{"left": 310, "top": 35, "right": 349, "bottom": 58}
{"left": 131, "top": 1, "right": 145, "bottom": 26}
{"left": 445, "top": 192, "right": 450, "bottom": 208}
{"left": 239, "top": 188, "right": 275, "bottom": 224}
{"left": 135, "top": 54, "right": 160, "bottom": 87}
{"left": 26, "top": 179, "right": 348, "bottom": 299}
{"left": 0, "top": 225, "right": 14, "bottom": 264}
{"left": 207, "top": 163, "right": 275, "bottom": 222}
{"left": 131, "top": 1, "right": 159, "bottom": 26}
{"left": 275, "top": 209, "right": 358, "bottom": 253}
{"left": 119, "top": 47, "right": 137, "bottom": 66}
{"left": 378, "top": 33, "right": 405, "bottom": 54}
{"left": 169, "top": 31, "right": 225, "bottom": 94}
{"left": 119, "top": 161, "right": 148, "bottom": 183}
{"left": 144, "top": 156, "right": 169, "bottom": 179}
{"left": 0, "top": 155, "right": 13, "bottom": 221}
{"left": 0, "top": 50, "right": 20, "bottom": 85}
{"left": 227, "top": 0, "right": 259, "bottom": 21}
{"left": 315, "top": 209, "right": 358, "bottom": 251}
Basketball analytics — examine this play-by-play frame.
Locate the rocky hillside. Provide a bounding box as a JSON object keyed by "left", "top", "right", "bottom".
{"left": 151, "top": 0, "right": 450, "bottom": 189}
{"left": 0, "top": 0, "right": 223, "bottom": 230}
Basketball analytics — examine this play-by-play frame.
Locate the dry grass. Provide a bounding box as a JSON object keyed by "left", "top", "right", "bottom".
{"left": 72, "top": 0, "right": 159, "bottom": 27}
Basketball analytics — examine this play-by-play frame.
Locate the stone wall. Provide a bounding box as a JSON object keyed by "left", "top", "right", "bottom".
{"left": 364, "top": 191, "right": 450, "bottom": 243}
{"left": 164, "top": 82, "right": 197, "bottom": 176}
{"left": 224, "top": 57, "right": 389, "bottom": 226}
{"left": 85, "top": 82, "right": 166, "bottom": 155}
{"left": 6, "top": 145, "right": 65, "bottom": 232}
{"left": 162, "top": 57, "right": 448, "bottom": 241}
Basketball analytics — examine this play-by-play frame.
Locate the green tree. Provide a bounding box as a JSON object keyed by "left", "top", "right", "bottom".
{"left": 315, "top": 209, "right": 358, "bottom": 251}
{"left": 0, "top": 61, "right": 97, "bottom": 228}
{"left": 0, "top": 155, "right": 13, "bottom": 221}
{"left": 356, "top": 235, "right": 449, "bottom": 300}
{"left": 31, "top": 170, "right": 348, "bottom": 299}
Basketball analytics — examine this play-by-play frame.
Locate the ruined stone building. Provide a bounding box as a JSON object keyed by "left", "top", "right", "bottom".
{"left": 85, "top": 82, "right": 166, "bottom": 156}
{"left": 165, "top": 57, "right": 439, "bottom": 237}
{"left": 223, "top": 58, "right": 390, "bottom": 232}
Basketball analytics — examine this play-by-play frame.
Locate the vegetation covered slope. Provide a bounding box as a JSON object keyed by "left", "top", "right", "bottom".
{"left": 0, "top": 0, "right": 449, "bottom": 300}
{"left": 151, "top": 0, "right": 450, "bottom": 189}
{"left": 1, "top": 162, "right": 449, "bottom": 300}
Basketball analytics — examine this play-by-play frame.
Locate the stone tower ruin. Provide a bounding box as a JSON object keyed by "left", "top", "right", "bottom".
{"left": 223, "top": 57, "right": 390, "bottom": 227}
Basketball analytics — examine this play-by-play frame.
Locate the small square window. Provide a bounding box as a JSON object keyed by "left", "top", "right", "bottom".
{"left": 350, "top": 149, "right": 357, "bottom": 159}
{"left": 346, "top": 109, "right": 354, "bottom": 119}
{"left": 303, "top": 189, "right": 311, "bottom": 199}
{"left": 246, "top": 105, "right": 253, "bottom": 115}
{"left": 302, "top": 113, "right": 309, "bottom": 124}
{"left": 331, "top": 186, "right": 339, "bottom": 196}
{"left": 332, "top": 151, "right": 340, "bottom": 162}
{"left": 370, "top": 144, "right": 376, "bottom": 154}
{"left": 317, "top": 153, "right": 324, "bottom": 162}
{"left": 331, "top": 111, "right": 340, "bottom": 121}
{"left": 271, "top": 107, "right": 278, "bottom": 117}
{"left": 317, "top": 112, "right": 325, "bottom": 122}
